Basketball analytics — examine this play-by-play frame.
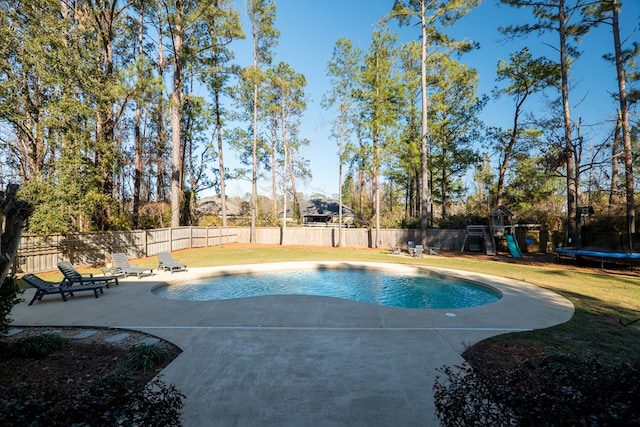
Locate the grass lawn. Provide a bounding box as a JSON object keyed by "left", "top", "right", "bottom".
{"left": 27, "top": 243, "right": 640, "bottom": 364}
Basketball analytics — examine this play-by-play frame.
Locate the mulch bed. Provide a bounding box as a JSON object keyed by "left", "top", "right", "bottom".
{"left": 0, "top": 327, "right": 180, "bottom": 395}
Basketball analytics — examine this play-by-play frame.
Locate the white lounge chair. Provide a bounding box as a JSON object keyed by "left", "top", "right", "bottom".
{"left": 428, "top": 245, "right": 441, "bottom": 256}
{"left": 413, "top": 244, "right": 424, "bottom": 257}
{"left": 408, "top": 241, "right": 416, "bottom": 256}
{"left": 157, "top": 252, "right": 187, "bottom": 272}
{"left": 110, "top": 253, "right": 154, "bottom": 279}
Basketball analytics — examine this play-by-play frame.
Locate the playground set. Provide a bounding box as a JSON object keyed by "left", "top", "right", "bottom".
{"left": 461, "top": 205, "right": 524, "bottom": 258}
{"left": 462, "top": 204, "right": 640, "bottom": 267}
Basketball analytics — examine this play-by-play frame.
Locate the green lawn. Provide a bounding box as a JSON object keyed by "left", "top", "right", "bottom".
{"left": 29, "top": 243, "right": 640, "bottom": 363}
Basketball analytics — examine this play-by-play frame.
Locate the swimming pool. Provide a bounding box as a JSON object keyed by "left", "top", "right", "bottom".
{"left": 152, "top": 267, "right": 501, "bottom": 309}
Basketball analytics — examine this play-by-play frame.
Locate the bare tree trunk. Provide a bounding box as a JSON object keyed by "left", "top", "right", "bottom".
{"left": 0, "top": 185, "right": 33, "bottom": 286}
{"left": 281, "top": 135, "right": 289, "bottom": 242}
{"left": 610, "top": 111, "right": 622, "bottom": 208}
{"left": 270, "top": 123, "right": 278, "bottom": 221}
{"left": 358, "top": 164, "right": 365, "bottom": 220}
{"left": 338, "top": 121, "right": 344, "bottom": 246}
{"left": 214, "top": 90, "right": 228, "bottom": 227}
{"left": 373, "top": 134, "right": 380, "bottom": 248}
{"left": 155, "top": 3, "right": 167, "bottom": 203}
{"left": 170, "top": 5, "right": 185, "bottom": 228}
{"left": 414, "top": 171, "right": 420, "bottom": 218}
{"left": 419, "top": 0, "right": 430, "bottom": 242}
{"left": 611, "top": 0, "right": 635, "bottom": 247}
{"left": 559, "top": 0, "right": 579, "bottom": 247}
{"left": 441, "top": 156, "right": 447, "bottom": 219}
{"left": 132, "top": 8, "right": 145, "bottom": 229}
{"left": 496, "top": 96, "right": 525, "bottom": 207}
{"left": 250, "top": 71, "right": 259, "bottom": 241}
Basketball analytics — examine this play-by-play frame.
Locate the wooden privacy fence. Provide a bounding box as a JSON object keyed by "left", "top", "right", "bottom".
{"left": 16, "top": 227, "right": 238, "bottom": 274}
{"left": 232, "top": 227, "right": 466, "bottom": 250}
{"left": 18, "top": 226, "right": 552, "bottom": 274}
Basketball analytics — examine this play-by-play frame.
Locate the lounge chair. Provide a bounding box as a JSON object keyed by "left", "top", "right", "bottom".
{"left": 428, "top": 245, "right": 441, "bottom": 256}
{"left": 22, "top": 274, "right": 104, "bottom": 305}
{"left": 408, "top": 241, "right": 416, "bottom": 256}
{"left": 57, "top": 261, "right": 119, "bottom": 288}
{"left": 389, "top": 244, "right": 402, "bottom": 255}
{"left": 413, "top": 244, "right": 424, "bottom": 257}
{"left": 157, "top": 252, "right": 187, "bottom": 272}
{"left": 110, "top": 253, "right": 154, "bottom": 278}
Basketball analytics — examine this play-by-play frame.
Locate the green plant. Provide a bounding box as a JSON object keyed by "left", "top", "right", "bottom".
{"left": 434, "top": 354, "right": 640, "bottom": 426}
{"left": 13, "top": 333, "right": 65, "bottom": 360}
{"left": 84, "top": 373, "right": 184, "bottom": 425}
{"left": 436, "top": 213, "right": 487, "bottom": 229}
{"left": 121, "top": 344, "right": 170, "bottom": 373}
{"left": 0, "top": 275, "right": 23, "bottom": 334}
{"left": 0, "top": 373, "right": 184, "bottom": 426}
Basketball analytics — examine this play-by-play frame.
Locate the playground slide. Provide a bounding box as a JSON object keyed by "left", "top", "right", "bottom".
{"left": 505, "top": 233, "right": 522, "bottom": 258}
{"left": 483, "top": 229, "right": 496, "bottom": 256}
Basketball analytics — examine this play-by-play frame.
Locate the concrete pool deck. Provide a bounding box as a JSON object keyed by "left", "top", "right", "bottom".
{"left": 10, "top": 261, "right": 574, "bottom": 426}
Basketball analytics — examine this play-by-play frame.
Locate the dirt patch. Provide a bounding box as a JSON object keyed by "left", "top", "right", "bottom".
{"left": 0, "top": 327, "right": 180, "bottom": 396}
{"left": 463, "top": 339, "right": 548, "bottom": 375}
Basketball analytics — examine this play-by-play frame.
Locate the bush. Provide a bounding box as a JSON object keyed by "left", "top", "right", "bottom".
{"left": 434, "top": 354, "right": 640, "bottom": 426}
{"left": 0, "top": 275, "right": 23, "bottom": 335}
{"left": 0, "top": 373, "right": 184, "bottom": 426}
{"left": 121, "top": 344, "right": 170, "bottom": 373}
{"left": 12, "top": 333, "right": 65, "bottom": 360}
{"left": 437, "top": 213, "right": 488, "bottom": 229}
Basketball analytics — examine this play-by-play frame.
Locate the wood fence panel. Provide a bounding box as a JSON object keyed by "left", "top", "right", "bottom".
{"left": 170, "top": 228, "right": 193, "bottom": 251}
{"left": 16, "top": 227, "right": 472, "bottom": 274}
{"left": 255, "top": 228, "right": 281, "bottom": 244}
{"left": 341, "top": 229, "right": 370, "bottom": 248}
{"left": 16, "top": 227, "right": 239, "bottom": 274}
{"left": 190, "top": 227, "right": 208, "bottom": 248}
{"left": 68, "top": 232, "right": 114, "bottom": 265}
{"left": 428, "top": 229, "right": 465, "bottom": 252}
{"left": 205, "top": 228, "right": 222, "bottom": 246}
{"left": 282, "top": 228, "right": 333, "bottom": 246}
{"left": 16, "top": 234, "right": 65, "bottom": 273}
{"left": 236, "top": 227, "right": 250, "bottom": 243}
{"left": 379, "top": 229, "right": 410, "bottom": 250}
{"left": 146, "top": 229, "right": 172, "bottom": 255}
{"left": 101, "top": 231, "right": 146, "bottom": 259}
{"left": 207, "top": 227, "right": 238, "bottom": 246}
{"left": 17, "top": 235, "right": 58, "bottom": 272}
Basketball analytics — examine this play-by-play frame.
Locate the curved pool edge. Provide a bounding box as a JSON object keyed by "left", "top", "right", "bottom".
{"left": 8, "top": 260, "right": 576, "bottom": 427}
{"left": 10, "top": 261, "right": 575, "bottom": 342}
{"left": 149, "top": 261, "right": 574, "bottom": 332}
{"left": 151, "top": 262, "right": 502, "bottom": 309}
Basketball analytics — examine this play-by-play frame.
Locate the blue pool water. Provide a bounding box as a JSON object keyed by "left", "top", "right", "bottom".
{"left": 153, "top": 269, "right": 501, "bottom": 309}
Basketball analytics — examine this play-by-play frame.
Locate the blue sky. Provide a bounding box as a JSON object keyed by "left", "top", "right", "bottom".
{"left": 221, "top": 0, "right": 640, "bottom": 199}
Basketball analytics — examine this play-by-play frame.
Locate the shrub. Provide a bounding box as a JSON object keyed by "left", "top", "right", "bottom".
{"left": 84, "top": 373, "right": 185, "bottom": 426}
{"left": 0, "top": 275, "right": 23, "bottom": 335}
{"left": 437, "top": 213, "right": 488, "bottom": 229}
{"left": 433, "top": 364, "right": 515, "bottom": 426}
{"left": 0, "top": 373, "right": 184, "bottom": 426}
{"left": 121, "top": 344, "right": 170, "bottom": 373}
{"left": 13, "top": 333, "right": 65, "bottom": 360}
{"left": 434, "top": 354, "right": 640, "bottom": 426}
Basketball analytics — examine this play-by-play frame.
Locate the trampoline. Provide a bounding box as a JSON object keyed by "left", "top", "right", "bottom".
{"left": 555, "top": 247, "right": 640, "bottom": 268}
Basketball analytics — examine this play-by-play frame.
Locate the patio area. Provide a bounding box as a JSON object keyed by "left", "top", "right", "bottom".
{"left": 10, "top": 262, "right": 574, "bottom": 426}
